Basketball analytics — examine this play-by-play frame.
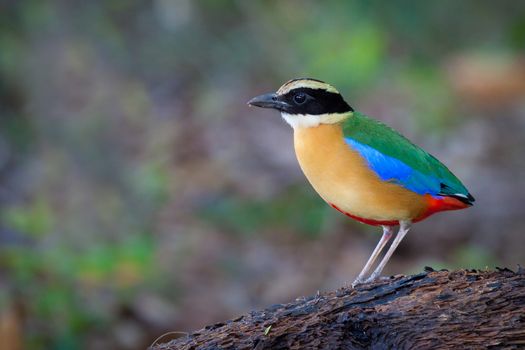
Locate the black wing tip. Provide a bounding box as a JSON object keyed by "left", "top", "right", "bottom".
{"left": 439, "top": 183, "right": 475, "bottom": 205}
{"left": 449, "top": 192, "right": 475, "bottom": 205}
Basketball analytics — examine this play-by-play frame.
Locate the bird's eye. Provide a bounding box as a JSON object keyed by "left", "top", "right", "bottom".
{"left": 293, "top": 92, "right": 307, "bottom": 105}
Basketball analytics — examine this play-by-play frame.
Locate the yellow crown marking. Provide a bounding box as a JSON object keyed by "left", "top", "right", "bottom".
{"left": 276, "top": 79, "right": 339, "bottom": 95}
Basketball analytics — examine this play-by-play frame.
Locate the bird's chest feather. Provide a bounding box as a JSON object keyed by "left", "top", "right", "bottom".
{"left": 293, "top": 124, "right": 427, "bottom": 222}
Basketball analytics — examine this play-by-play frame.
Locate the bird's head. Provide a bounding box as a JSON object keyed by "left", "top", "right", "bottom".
{"left": 248, "top": 78, "right": 354, "bottom": 128}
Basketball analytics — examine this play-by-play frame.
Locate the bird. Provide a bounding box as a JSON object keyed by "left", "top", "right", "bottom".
{"left": 247, "top": 78, "right": 474, "bottom": 286}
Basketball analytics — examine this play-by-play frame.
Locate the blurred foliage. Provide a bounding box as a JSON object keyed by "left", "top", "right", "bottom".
{"left": 201, "top": 186, "right": 330, "bottom": 238}
{"left": 0, "top": 1, "right": 524, "bottom": 349}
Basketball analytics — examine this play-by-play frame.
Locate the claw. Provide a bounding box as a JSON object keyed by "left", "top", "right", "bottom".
{"left": 364, "top": 273, "right": 379, "bottom": 283}
{"left": 351, "top": 278, "right": 363, "bottom": 288}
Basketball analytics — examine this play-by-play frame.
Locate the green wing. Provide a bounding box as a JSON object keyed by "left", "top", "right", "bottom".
{"left": 342, "top": 112, "right": 473, "bottom": 203}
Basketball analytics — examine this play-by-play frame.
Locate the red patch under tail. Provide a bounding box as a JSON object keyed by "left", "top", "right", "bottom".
{"left": 329, "top": 195, "right": 470, "bottom": 227}
{"left": 413, "top": 194, "right": 471, "bottom": 223}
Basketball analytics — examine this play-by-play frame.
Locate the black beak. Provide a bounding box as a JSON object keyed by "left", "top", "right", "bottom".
{"left": 247, "top": 93, "right": 290, "bottom": 111}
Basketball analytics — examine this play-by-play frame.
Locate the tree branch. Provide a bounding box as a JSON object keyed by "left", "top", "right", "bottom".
{"left": 150, "top": 268, "right": 525, "bottom": 349}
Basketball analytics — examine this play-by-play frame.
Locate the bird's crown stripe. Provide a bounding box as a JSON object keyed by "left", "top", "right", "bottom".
{"left": 277, "top": 79, "right": 339, "bottom": 95}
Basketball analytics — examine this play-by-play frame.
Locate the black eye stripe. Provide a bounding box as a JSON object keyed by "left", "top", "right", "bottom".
{"left": 280, "top": 88, "right": 353, "bottom": 115}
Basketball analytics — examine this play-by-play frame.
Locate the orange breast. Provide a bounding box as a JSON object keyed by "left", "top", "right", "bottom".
{"left": 293, "top": 123, "right": 428, "bottom": 222}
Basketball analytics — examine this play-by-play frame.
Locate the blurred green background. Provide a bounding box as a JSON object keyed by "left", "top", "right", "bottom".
{"left": 1, "top": 1, "right": 525, "bottom": 349}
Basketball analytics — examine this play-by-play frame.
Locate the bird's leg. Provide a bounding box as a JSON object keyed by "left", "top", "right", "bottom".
{"left": 365, "top": 220, "right": 411, "bottom": 283}
{"left": 351, "top": 225, "right": 395, "bottom": 287}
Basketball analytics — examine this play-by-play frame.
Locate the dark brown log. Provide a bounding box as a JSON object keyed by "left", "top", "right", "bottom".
{"left": 150, "top": 268, "right": 525, "bottom": 349}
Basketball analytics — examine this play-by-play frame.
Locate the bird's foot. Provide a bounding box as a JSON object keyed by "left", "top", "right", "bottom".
{"left": 351, "top": 277, "right": 365, "bottom": 288}
{"left": 364, "top": 272, "right": 381, "bottom": 283}
{"left": 365, "top": 274, "right": 393, "bottom": 284}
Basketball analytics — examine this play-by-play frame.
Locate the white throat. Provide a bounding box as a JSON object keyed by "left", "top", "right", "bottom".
{"left": 281, "top": 112, "right": 351, "bottom": 129}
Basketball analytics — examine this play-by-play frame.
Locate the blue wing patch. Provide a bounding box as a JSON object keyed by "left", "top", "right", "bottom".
{"left": 345, "top": 137, "right": 442, "bottom": 195}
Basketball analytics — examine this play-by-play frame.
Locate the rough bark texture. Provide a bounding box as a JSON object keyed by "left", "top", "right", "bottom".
{"left": 150, "top": 268, "right": 525, "bottom": 349}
